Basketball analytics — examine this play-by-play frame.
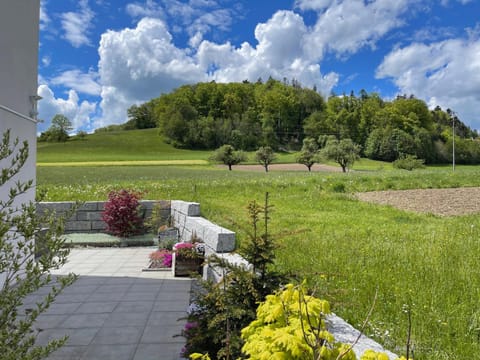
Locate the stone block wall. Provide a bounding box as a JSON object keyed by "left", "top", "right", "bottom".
{"left": 171, "top": 200, "right": 235, "bottom": 254}
{"left": 37, "top": 200, "right": 170, "bottom": 233}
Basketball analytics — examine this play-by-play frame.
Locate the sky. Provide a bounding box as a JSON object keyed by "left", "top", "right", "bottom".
{"left": 37, "top": 0, "right": 480, "bottom": 133}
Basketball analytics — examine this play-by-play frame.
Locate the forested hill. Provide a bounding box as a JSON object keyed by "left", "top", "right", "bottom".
{"left": 104, "top": 78, "right": 479, "bottom": 164}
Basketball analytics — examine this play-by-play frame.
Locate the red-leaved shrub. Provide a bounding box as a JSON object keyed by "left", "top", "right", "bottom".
{"left": 102, "top": 189, "right": 144, "bottom": 237}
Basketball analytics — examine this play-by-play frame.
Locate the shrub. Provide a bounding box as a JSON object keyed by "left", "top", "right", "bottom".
{"left": 182, "top": 193, "right": 285, "bottom": 359}
{"left": 102, "top": 189, "right": 144, "bottom": 237}
{"left": 241, "top": 282, "right": 357, "bottom": 360}
{"left": 393, "top": 155, "right": 425, "bottom": 171}
{"left": 1, "top": 129, "right": 77, "bottom": 359}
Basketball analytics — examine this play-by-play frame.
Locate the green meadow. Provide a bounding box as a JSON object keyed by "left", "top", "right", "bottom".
{"left": 37, "top": 132, "right": 480, "bottom": 359}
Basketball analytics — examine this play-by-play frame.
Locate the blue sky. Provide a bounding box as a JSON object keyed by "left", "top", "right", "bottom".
{"left": 38, "top": 0, "right": 480, "bottom": 133}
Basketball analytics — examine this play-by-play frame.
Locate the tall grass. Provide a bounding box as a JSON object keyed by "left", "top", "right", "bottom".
{"left": 37, "top": 165, "right": 480, "bottom": 359}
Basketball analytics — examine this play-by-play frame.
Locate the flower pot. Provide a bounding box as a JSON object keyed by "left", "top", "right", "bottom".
{"left": 158, "top": 228, "right": 178, "bottom": 248}
{"left": 172, "top": 253, "right": 204, "bottom": 277}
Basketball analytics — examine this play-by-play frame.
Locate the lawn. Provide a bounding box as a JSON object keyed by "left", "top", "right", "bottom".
{"left": 36, "top": 135, "right": 480, "bottom": 359}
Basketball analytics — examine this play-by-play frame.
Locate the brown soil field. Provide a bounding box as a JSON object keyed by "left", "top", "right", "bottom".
{"left": 222, "top": 163, "right": 343, "bottom": 172}
{"left": 356, "top": 187, "right": 480, "bottom": 216}
{"left": 223, "top": 164, "right": 479, "bottom": 216}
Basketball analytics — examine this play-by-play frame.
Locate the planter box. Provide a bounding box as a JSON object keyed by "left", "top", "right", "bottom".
{"left": 172, "top": 253, "right": 203, "bottom": 277}
{"left": 158, "top": 228, "right": 178, "bottom": 248}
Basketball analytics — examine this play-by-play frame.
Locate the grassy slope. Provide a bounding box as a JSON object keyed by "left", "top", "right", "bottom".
{"left": 36, "top": 132, "right": 480, "bottom": 359}
{"left": 37, "top": 129, "right": 297, "bottom": 164}
{"left": 37, "top": 129, "right": 212, "bottom": 162}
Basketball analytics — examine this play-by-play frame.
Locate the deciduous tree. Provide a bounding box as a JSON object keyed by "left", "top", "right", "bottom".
{"left": 296, "top": 137, "right": 319, "bottom": 171}
{"left": 319, "top": 138, "right": 361, "bottom": 172}
{"left": 255, "top": 146, "right": 276, "bottom": 172}
{"left": 210, "top": 144, "right": 247, "bottom": 171}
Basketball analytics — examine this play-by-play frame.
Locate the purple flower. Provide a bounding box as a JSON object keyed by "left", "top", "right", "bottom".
{"left": 162, "top": 253, "right": 173, "bottom": 267}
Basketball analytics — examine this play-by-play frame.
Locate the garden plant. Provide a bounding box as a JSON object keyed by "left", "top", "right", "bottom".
{"left": 1, "top": 129, "right": 76, "bottom": 359}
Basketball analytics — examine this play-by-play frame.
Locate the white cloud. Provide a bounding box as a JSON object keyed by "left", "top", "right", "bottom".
{"left": 50, "top": 69, "right": 101, "bottom": 96}
{"left": 126, "top": 0, "right": 164, "bottom": 19}
{"left": 125, "top": 0, "right": 235, "bottom": 48}
{"left": 40, "top": 0, "right": 50, "bottom": 30}
{"left": 305, "top": 0, "right": 414, "bottom": 59}
{"left": 97, "top": 17, "right": 206, "bottom": 127}
{"left": 197, "top": 11, "right": 338, "bottom": 94}
{"left": 377, "top": 38, "right": 480, "bottom": 129}
{"left": 41, "top": 56, "right": 51, "bottom": 67}
{"left": 295, "top": 0, "right": 335, "bottom": 11}
{"left": 37, "top": 85, "right": 97, "bottom": 132}
{"left": 61, "top": 0, "right": 94, "bottom": 47}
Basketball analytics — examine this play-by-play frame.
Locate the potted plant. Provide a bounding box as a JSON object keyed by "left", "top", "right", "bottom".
{"left": 145, "top": 202, "right": 178, "bottom": 247}
{"left": 172, "top": 241, "right": 205, "bottom": 277}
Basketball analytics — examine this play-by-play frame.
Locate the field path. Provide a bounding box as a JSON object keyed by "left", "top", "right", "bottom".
{"left": 221, "top": 163, "right": 343, "bottom": 172}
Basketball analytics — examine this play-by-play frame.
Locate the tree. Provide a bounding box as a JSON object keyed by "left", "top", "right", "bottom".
{"left": 319, "top": 138, "right": 361, "bottom": 172}
{"left": 0, "top": 129, "right": 76, "bottom": 359}
{"left": 296, "top": 138, "right": 319, "bottom": 171}
{"left": 125, "top": 102, "right": 156, "bottom": 130}
{"left": 255, "top": 146, "right": 276, "bottom": 172}
{"left": 210, "top": 144, "right": 247, "bottom": 171}
{"left": 40, "top": 114, "right": 72, "bottom": 142}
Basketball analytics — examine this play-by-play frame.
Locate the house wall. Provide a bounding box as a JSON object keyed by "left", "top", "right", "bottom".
{"left": 0, "top": 0, "right": 40, "bottom": 287}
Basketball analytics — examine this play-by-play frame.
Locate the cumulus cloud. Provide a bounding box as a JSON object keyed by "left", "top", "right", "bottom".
{"left": 376, "top": 38, "right": 480, "bottom": 128}
{"left": 97, "top": 17, "right": 206, "bottom": 127}
{"left": 50, "top": 69, "right": 101, "bottom": 96}
{"left": 61, "top": 0, "right": 94, "bottom": 47}
{"left": 37, "top": 85, "right": 97, "bottom": 132}
{"left": 304, "top": 0, "right": 414, "bottom": 59}
{"left": 125, "top": 0, "right": 236, "bottom": 48}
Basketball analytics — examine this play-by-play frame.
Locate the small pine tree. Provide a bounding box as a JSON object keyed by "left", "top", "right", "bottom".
{"left": 182, "top": 193, "right": 285, "bottom": 359}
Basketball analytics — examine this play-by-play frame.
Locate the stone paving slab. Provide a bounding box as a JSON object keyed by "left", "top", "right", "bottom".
{"left": 25, "top": 247, "right": 192, "bottom": 360}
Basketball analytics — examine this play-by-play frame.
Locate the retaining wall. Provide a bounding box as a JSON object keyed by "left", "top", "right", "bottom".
{"left": 36, "top": 200, "right": 170, "bottom": 233}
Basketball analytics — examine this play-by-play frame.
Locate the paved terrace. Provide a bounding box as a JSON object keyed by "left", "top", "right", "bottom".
{"left": 24, "top": 247, "right": 192, "bottom": 360}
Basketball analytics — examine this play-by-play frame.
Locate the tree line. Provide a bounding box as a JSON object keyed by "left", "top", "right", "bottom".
{"left": 121, "top": 78, "right": 478, "bottom": 164}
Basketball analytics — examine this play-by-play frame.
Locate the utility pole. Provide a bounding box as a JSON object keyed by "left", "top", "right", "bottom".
{"left": 452, "top": 111, "right": 456, "bottom": 172}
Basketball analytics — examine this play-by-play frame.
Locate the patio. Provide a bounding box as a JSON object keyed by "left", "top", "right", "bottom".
{"left": 24, "top": 247, "right": 192, "bottom": 360}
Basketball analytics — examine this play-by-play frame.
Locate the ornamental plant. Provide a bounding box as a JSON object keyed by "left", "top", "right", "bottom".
{"left": 0, "top": 129, "right": 77, "bottom": 359}
{"left": 241, "top": 282, "right": 357, "bottom": 360}
{"left": 174, "top": 242, "right": 205, "bottom": 261}
{"left": 102, "top": 189, "right": 144, "bottom": 238}
{"left": 149, "top": 249, "right": 172, "bottom": 268}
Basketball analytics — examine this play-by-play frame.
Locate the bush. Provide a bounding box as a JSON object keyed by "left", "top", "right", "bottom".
{"left": 101, "top": 189, "right": 144, "bottom": 237}
{"left": 1, "top": 129, "right": 77, "bottom": 359}
{"left": 182, "top": 193, "right": 285, "bottom": 359}
{"left": 393, "top": 155, "right": 425, "bottom": 170}
{"left": 241, "top": 282, "right": 357, "bottom": 360}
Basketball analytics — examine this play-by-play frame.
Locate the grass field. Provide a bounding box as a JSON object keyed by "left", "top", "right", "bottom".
{"left": 37, "top": 128, "right": 296, "bottom": 164}
{"left": 36, "top": 132, "right": 480, "bottom": 359}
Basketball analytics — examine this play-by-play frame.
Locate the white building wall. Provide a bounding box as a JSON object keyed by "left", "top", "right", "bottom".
{"left": 0, "top": 0, "right": 40, "bottom": 287}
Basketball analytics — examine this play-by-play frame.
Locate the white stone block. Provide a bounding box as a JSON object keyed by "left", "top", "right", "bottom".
{"left": 171, "top": 200, "right": 200, "bottom": 217}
